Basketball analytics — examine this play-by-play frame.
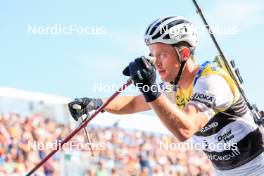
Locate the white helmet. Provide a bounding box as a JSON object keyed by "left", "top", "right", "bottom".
{"left": 144, "top": 16, "right": 197, "bottom": 48}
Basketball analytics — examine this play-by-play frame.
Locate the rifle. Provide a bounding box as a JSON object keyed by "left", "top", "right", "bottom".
{"left": 192, "top": 0, "right": 264, "bottom": 126}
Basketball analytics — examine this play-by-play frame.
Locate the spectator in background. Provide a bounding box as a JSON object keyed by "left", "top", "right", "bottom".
{"left": 96, "top": 161, "right": 107, "bottom": 176}
{"left": 0, "top": 112, "right": 213, "bottom": 175}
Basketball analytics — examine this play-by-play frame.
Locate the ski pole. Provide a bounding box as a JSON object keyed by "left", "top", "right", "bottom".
{"left": 26, "top": 78, "right": 133, "bottom": 176}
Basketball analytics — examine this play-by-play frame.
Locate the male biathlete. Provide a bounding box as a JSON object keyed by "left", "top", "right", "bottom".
{"left": 68, "top": 16, "right": 264, "bottom": 175}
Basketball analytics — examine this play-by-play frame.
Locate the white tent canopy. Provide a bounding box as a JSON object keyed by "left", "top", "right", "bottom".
{"left": 0, "top": 87, "right": 171, "bottom": 134}
{"left": 0, "top": 87, "right": 71, "bottom": 104}
{"left": 89, "top": 112, "right": 171, "bottom": 134}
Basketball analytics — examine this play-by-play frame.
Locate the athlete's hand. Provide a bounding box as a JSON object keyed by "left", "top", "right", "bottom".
{"left": 123, "top": 56, "right": 161, "bottom": 102}
{"left": 68, "top": 98, "right": 103, "bottom": 121}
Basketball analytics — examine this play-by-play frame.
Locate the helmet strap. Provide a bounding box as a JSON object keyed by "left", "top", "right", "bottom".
{"left": 170, "top": 47, "right": 189, "bottom": 88}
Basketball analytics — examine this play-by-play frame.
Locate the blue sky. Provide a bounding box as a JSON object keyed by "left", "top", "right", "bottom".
{"left": 0, "top": 0, "right": 264, "bottom": 109}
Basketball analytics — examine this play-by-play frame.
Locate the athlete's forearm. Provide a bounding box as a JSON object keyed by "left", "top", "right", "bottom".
{"left": 149, "top": 94, "right": 196, "bottom": 141}
{"left": 103, "top": 95, "right": 150, "bottom": 114}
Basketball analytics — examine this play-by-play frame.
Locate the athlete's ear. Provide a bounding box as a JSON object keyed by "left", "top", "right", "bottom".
{"left": 179, "top": 47, "right": 190, "bottom": 61}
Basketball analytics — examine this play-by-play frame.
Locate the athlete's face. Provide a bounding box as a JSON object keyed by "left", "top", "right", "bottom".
{"left": 149, "top": 43, "right": 180, "bottom": 82}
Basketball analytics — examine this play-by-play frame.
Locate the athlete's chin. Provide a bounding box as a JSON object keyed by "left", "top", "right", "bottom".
{"left": 159, "top": 74, "right": 171, "bottom": 82}
{"left": 158, "top": 70, "right": 174, "bottom": 82}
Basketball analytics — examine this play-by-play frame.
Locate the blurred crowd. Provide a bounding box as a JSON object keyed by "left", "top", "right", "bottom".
{"left": 0, "top": 112, "right": 214, "bottom": 176}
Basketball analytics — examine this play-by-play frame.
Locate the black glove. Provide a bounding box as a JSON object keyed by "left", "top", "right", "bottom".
{"left": 68, "top": 98, "right": 103, "bottom": 121}
{"left": 123, "top": 56, "right": 161, "bottom": 102}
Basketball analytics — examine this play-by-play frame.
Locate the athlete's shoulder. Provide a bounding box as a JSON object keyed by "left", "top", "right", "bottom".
{"left": 200, "top": 61, "right": 228, "bottom": 78}
{"left": 191, "top": 74, "right": 234, "bottom": 113}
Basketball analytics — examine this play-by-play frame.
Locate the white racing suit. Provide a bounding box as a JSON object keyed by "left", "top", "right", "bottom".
{"left": 164, "top": 61, "right": 264, "bottom": 175}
